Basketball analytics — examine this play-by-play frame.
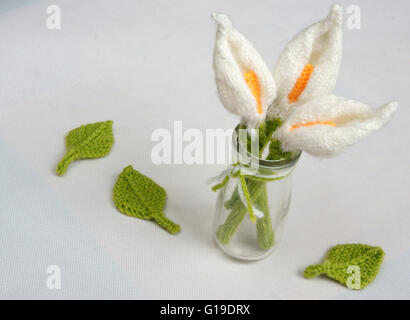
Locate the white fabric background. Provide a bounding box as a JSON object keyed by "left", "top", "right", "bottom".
{"left": 0, "top": 0, "right": 409, "bottom": 299}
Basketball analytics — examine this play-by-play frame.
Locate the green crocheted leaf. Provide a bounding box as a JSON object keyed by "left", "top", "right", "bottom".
{"left": 304, "top": 244, "right": 385, "bottom": 290}
{"left": 113, "top": 165, "right": 180, "bottom": 234}
{"left": 56, "top": 120, "right": 114, "bottom": 175}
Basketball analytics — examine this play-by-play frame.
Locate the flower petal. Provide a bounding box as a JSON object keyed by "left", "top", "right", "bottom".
{"left": 212, "top": 13, "right": 276, "bottom": 127}
{"left": 275, "top": 95, "right": 397, "bottom": 157}
{"left": 268, "top": 4, "right": 343, "bottom": 118}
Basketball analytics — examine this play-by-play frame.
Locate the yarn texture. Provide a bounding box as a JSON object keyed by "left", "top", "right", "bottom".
{"left": 304, "top": 244, "right": 385, "bottom": 289}
{"left": 56, "top": 120, "right": 114, "bottom": 176}
{"left": 211, "top": 123, "right": 297, "bottom": 250}
{"left": 270, "top": 4, "right": 343, "bottom": 119}
{"left": 212, "top": 13, "right": 276, "bottom": 128}
{"left": 215, "top": 176, "right": 274, "bottom": 249}
{"left": 275, "top": 95, "right": 397, "bottom": 157}
{"left": 211, "top": 4, "right": 397, "bottom": 157}
{"left": 210, "top": 4, "right": 397, "bottom": 264}
{"left": 113, "top": 165, "right": 180, "bottom": 234}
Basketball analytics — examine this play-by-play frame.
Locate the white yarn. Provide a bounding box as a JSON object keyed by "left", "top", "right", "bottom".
{"left": 212, "top": 13, "right": 276, "bottom": 128}
{"left": 268, "top": 3, "right": 343, "bottom": 119}
{"left": 275, "top": 95, "right": 398, "bottom": 157}
{"left": 211, "top": 4, "right": 398, "bottom": 158}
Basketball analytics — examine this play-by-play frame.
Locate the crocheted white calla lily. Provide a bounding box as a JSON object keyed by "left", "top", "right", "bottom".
{"left": 268, "top": 3, "right": 343, "bottom": 119}
{"left": 267, "top": 4, "right": 397, "bottom": 157}
{"left": 275, "top": 95, "right": 397, "bottom": 157}
{"left": 212, "top": 13, "right": 276, "bottom": 128}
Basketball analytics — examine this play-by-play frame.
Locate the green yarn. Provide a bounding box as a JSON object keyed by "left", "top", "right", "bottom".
{"left": 260, "top": 118, "right": 283, "bottom": 156}
{"left": 56, "top": 120, "right": 114, "bottom": 176}
{"left": 215, "top": 178, "right": 274, "bottom": 249}
{"left": 211, "top": 175, "right": 230, "bottom": 192}
{"left": 266, "top": 138, "right": 294, "bottom": 161}
{"left": 214, "top": 167, "right": 295, "bottom": 249}
{"left": 238, "top": 174, "right": 256, "bottom": 222}
{"left": 265, "top": 118, "right": 283, "bottom": 135}
{"left": 113, "top": 165, "right": 180, "bottom": 234}
{"left": 254, "top": 185, "right": 274, "bottom": 250}
{"left": 240, "top": 118, "right": 283, "bottom": 157}
{"left": 304, "top": 244, "right": 385, "bottom": 289}
{"left": 213, "top": 118, "right": 296, "bottom": 250}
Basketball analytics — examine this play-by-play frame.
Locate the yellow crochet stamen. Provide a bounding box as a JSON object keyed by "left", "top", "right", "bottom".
{"left": 290, "top": 120, "right": 336, "bottom": 131}
{"left": 244, "top": 70, "right": 262, "bottom": 114}
{"left": 288, "top": 64, "right": 314, "bottom": 103}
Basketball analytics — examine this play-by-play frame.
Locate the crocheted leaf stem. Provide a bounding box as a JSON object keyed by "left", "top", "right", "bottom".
{"left": 113, "top": 165, "right": 180, "bottom": 234}
{"left": 214, "top": 119, "right": 295, "bottom": 249}
{"left": 304, "top": 244, "right": 385, "bottom": 289}
{"left": 56, "top": 120, "right": 114, "bottom": 176}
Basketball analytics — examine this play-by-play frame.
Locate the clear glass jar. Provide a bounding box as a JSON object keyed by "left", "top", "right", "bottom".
{"left": 212, "top": 127, "right": 301, "bottom": 261}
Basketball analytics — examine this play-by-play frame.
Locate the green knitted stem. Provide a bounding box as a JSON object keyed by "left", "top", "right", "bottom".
{"left": 304, "top": 264, "right": 327, "bottom": 278}
{"left": 216, "top": 170, "right": 295, "bottom": 249}
{"left": 215, "top": 118, "right": 290, "bottom": 249}
{"left": 239, "top": 174, "right": 256, "bottom": 222}
{"left": 255, "top": 185, "right": 274, "bottom": 249}
{"left": 211, "top": 175, "right": 229, "bottom": 192}
{"left": 56, "top": 151, "right": 78, "bottom": 176}
{"left": 155, "top": 214, "right": 181, "bottom": 234}
{"left": 216, "top": 179, "right": 274, "bottom": 249}
{"left": 215, "top": 208, "right": 246, "bottom": 245}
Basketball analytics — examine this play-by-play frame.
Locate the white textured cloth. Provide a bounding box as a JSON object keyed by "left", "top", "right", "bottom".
{"left": 1, "top": 0, "right": 408, "bottom": 300}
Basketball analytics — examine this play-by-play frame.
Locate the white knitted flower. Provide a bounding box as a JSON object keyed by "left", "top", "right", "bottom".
{"left": 275, "top": 95, "right": 397, "bottom": 157}
{"left": 212, "top": 13, "right": 276, "bottom": 128}
{"left": 211, "top": 4, "right": 397, "bottom": 157}
{"left": 269, "top": 4, "right": 397, "bottom": 157}
{"left": 268, "top": 3, "right": 343, "bottom": 119}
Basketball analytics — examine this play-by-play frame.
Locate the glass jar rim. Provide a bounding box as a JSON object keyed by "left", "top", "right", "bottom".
{"left": 232, "top": 124, "right": 302, "bottom": 170}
